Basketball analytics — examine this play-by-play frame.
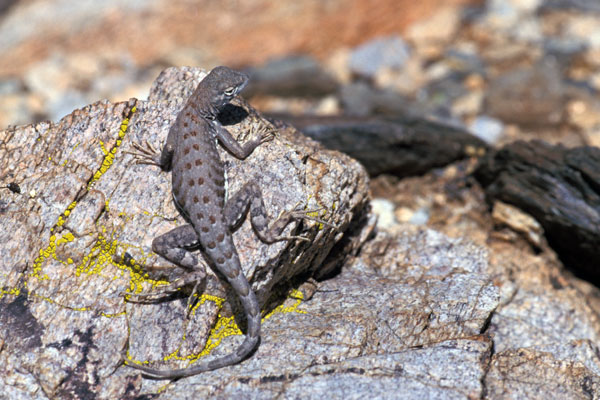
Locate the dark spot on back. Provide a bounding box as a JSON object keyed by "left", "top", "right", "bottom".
{"left": 191, "top": 131, "right": 197, "bottom": 136}
{"left": 184, "top": 133, "right": 189, "bottom": 140}
{"left": 198, "top": 177, "right": 204, "bottom": 185}
{"left": 203, "top": 196, "right": 210, "bottom": 204}
{"left": 183, "top": 122, "right": 189, "bottom": 127}
{"left": 186, "top": 163, "right": 192, "bottom": 170}
{"left": 216, "top": 257, "right": 224, "bottom": 264}
{"left": 188, "top": 179, "right": 195, "bottom": 187}
{"left": 184, "top": 147, "right": 190, "bottom": 155}
{"left": 225, "top": 268, "right": 237, "bottom": 279}
{"left": 201, "top": 226, "right": 209, "bottom": 233}
{"left": 207, "top": 242, "right": 216, "bottom": 249}
{"left": 195, "top": 159, "right": 203, "bottom": 166}
{"left": 193, "top": 144, "right": 200, "bottom": 151}
{"left": 193, "top": 196, "right": 199, "bottom": 203}
{"left": 209, "top": 216, "right": 216, "bottom": 224}
{"left": 217, "top": 233, "right": 225, "bottom": 242}
{"left": 224, "top": 250, "right": 232, "bottom": 259}
{"left": 197, "top": 213, "right": 203, "bottom": 219}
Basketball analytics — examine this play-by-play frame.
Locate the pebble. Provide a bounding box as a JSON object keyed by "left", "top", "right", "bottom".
{"left": 371, "top": 198, "right": 398, "bottom": 229}
{"left": 348, "top": 35, "right": 411, "bottom": 79}
{"left": 492, "top": 201, "right": 543, "bottom": 247}
{"left": 469, "top": 116, "right": 504, "bottom": 145}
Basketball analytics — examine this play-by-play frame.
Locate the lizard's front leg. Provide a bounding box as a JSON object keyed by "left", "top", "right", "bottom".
{"left": 125, "top": 123, "right": 176, "bottom": 170}
{"left": 216, "top": 123, "right": 274, "bottom": 159}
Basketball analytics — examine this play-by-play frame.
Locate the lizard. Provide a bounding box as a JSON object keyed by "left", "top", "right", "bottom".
{"left": 123, "top": 66, "right": 321, "bottom": 379}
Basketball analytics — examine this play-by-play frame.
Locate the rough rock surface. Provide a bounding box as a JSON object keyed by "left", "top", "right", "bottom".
{"left": 371, "top": 159, "right": 600, "bottom": 400}
{"left": 0, "top": 66, "right": 369, "bottom": 398}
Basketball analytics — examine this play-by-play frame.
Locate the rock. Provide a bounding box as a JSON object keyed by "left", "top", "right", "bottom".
{"left": 348, "top": 35, "right": 411, "bottom": 79}
{"left": 567, "top": 98, "right": 600, "bottom": 131}
{"left": 485, "top": 59, "right": 565, "bottom": 126}
{"left": 152, "top": 224, "right": 498, "bottom": 398}
{"left": 0, "top": 66, "right": 369, "bottom": 398}
{"left": 543, "top": 37, "right": 588, "bottom": 68}
{"left": 271, "top": 114, "right": 488, "bottom": 177}
{"left": 243, "top": 55, "right": 339, "bottom": 98}
{"left": 444, "top": 48, "right": 487, "bottom": 76}
{"left": 542, "top": 0, "right": 600, "bottom": 13}
{"left": 491, "top": 200, "right": 544, "bottom": 247}
{"left": 485, "top": 344, "right": 600, "bottom": 398}
{"left": 562, "top": 14, "right": 600, "bottom": 49}
{"left": 371, "top": 156, "right": 600, "bottom": 400}
{"left": 452, "top": 90, "right": 484, "bottom": 117}
{"left": 338, "top": 81, "right": 418, "bottom": 117}
{"left": 473, "top": 139, "right": 600, "bottom": 284}
{"left": 469, "top": 115, "right": 504, "bottom": 145}
{"left": 505, "top": 0, "right": 542, "bottom": 13}
{"left": 370, "top": 198, "right": 396, "bottom": 228}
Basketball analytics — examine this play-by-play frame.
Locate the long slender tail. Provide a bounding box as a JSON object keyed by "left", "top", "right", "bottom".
{"left": 125, "top": 253, "right": 261, "bottom": 379}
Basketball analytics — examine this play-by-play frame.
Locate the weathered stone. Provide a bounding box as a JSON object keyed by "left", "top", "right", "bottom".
{"left": 0, "top": 66, "right": 369, "bottom": 398}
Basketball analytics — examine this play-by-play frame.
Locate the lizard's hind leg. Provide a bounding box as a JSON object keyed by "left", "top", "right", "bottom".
{"left": 224, "top": 181, "right": 321, "bottom": 244}
{"left": 126, "top": 224, "right": 207, "bottom": 312}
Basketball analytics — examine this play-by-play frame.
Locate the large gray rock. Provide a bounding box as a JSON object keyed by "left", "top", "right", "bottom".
{"left": 0, "top": 66, "right": 369, "bottom": 398}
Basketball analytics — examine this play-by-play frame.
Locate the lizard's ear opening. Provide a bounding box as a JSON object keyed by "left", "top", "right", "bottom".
{"left": 224, "top": 87, "right": 236, "bottom": 96}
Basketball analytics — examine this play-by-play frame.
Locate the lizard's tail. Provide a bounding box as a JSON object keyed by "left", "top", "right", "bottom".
{"left": 126, "top": 248, "right": 262, "bottom": 379}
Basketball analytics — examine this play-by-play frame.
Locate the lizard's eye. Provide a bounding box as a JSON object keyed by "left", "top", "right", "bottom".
{"left": 224, "top": 87, "right": 236, "bottom": 96}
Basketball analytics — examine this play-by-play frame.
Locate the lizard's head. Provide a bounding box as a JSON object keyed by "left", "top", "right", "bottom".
{"left": 203, "top": 66, "right": 249, "bottom": 109}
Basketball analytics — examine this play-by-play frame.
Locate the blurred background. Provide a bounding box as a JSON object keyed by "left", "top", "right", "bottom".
{"left": 1, "top": 0, "right": 600, "bottom": 150}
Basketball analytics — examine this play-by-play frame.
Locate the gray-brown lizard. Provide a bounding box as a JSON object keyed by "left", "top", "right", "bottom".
{"left": 124, "top": 66, "right": 317, "bottom": 379}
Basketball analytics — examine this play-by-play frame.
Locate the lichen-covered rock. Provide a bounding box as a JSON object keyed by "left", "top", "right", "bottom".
{"left": 0, "top": 67, "right": 369, "bottom": 398}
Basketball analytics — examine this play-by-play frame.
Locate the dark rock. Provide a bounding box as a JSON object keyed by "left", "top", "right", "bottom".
{"left": 273, "top": 114, "right": 488, "bottom": 177}
{"left": 473, "top": 139, "right": 600, "bottom": 284}
{"left": 348, "top": 35, "right": 411, "bottom": 79}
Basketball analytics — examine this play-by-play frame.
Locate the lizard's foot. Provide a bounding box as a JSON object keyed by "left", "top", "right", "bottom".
{"left": 249, "top": 123, "right": 276, "bottom": 145}
{"left": 124, "top": 271, "right": 205, "bottom": 317}
{"left": 282, "top": 202, "right": 338, "bottom": 228}
{"left": 117, "top": 252, "right": 206, "bottom": 306}
{"left": 258, "top": 205, "right": 337, "bottom": 243}
{"left": 289, "top": 207, "right": 338, "bottom": 228}
{"left": 124, "top": 140, "right": 162, "bottom": 166}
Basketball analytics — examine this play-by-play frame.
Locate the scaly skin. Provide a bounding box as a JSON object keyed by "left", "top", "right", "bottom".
{"left": 125, "top": 66, "right": 314, "bottom": 379}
